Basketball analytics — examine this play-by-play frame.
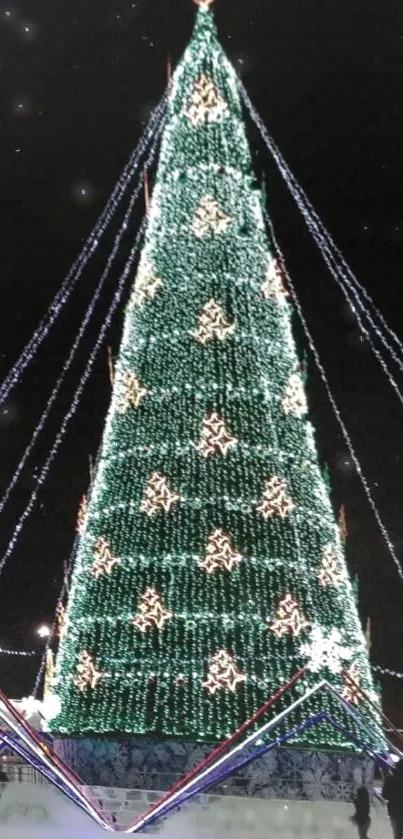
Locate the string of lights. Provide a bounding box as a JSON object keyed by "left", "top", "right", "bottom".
{"left": 264, "top": 211, "right": 403, "bottom": 583}
{"left": 33, "top": 587, "right": 66, "bottom": 698}
{"left": 372, "top": 665, "right": 403, "bottom": 680}
{"left": 33, "top": 534, "right": 81, "bottom": 697}
{"left": 0, "top": 132, "right": 162, "bottom": 519}
{"left": 0, "top": 647, "right": 37, "bottom": 657}
{"left": 240, "top": 84, "right": 403, "bottom": 385}
{"left": 257, "top": 122, "right": 403, "bottom": 364}
{"left": 303, "top": 231, "right": 403, "bottom": 405}
{"left": 0, "top": 94, "right": 168, "bottom": 407}
{"left": 34, "top": 426, "right": 105, "bottom": 698}
{"left": 0, "top": 220, "right": 146, "bottom": 583}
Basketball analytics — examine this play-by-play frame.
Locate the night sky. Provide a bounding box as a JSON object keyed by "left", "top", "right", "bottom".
{"left": 1, "top": 0, "right": 403, "bottom": 723}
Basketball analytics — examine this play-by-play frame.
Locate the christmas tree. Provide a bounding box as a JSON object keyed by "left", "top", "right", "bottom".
{"left": 50, "top": 2, "right": 384, "bottom": 751}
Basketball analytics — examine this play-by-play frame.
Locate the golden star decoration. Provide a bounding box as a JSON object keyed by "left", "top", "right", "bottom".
{"left": 256, "top": 476, "right": 294, "bottom": 520}
{"left": 203, "top": 649, "right": 246, "bottom": 694}
{"left": 341, "top": 665, "right": 362, "bottom": 705}
{"left": 282, "top": 372, "right": 307, "bottom": 417}
{"left": 132, "top": 588, "right": 173, "bottom": 632}
{"left": 191, "top": 196, "right": 231, "bottom": 238}
{"left": 269, "top": 594, "right": 310, "bottom": 638}
{"left": 74, "top": 651, "right": 104, "bottom": 692}
{"left": 190, "top": 299, "right": 235, "bottom": 345}
{"left": 191, "top": 412, "right": 238, "bottom": 458}
{"left": 56, "top": 602, "right": 68, "bottom": 639}
{"left": 116, "top": 370, "right": 148, "bottom": 413}
{"left": 318, "top": 545, "right": 346, "bottom": 587}
{"left": 140, "top": 472, "right": 181, "bottom": 516}
{"left": 261, "top": 257, "right": 289, "bottom": 304}
{"left": 184, "top": 73, "right": 228, "bottom": 127}
{"left": 129, "top": 257, "right": 163, "bottom": 308}
{"left": 76, "top": 495, "right": 88, "bottom": 533}
{"left": 89, "top": 536, "right": 120, "bottom": 579}
{"left": 200, "top": 529, "right": 243, "bottom": 573}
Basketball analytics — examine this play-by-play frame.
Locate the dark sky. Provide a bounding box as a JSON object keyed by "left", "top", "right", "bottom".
{"left": 1, "top": 0, "right": 403, "bottom": 724}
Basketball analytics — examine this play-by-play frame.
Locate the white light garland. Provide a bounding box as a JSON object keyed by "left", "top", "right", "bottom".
{"left": 0, "top": 94, "right": 168, "bottom": 407}
{"left": 0, "top": 647, "right": 37, "bottom": 657}
{"left": 0, "top": 143, "right": 159, "bottom": 523}
{"left": 0, "top": 223, "right": 146, "bottom": 581}
{"left": 240, "top": 80, "right": 403, "bottom": 376}
{"left": 262, "top": 204, "right": 403, "bottom": 583}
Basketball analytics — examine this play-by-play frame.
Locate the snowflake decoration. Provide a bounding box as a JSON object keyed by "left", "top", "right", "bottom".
{"left": 317, "top": 545, "right": 346, "bottom": 587}
{"left": 192, "top": 196, "right": 231, "bottom": 238}
{"left": 256, "top": 476, "right": 294, "bottom": 520}
{"left": 269, "top": 594, "right": 310, "bottom": 638}
{"left": 74, "top": 651, "right": 104, "bottom": 692}
{"left": 141, "top": 472, "right": 180, "bottom": 516}
{"left": 76, "top": 495, "right": 88, "bottom": 533}
{"left": 261, "top": 257, "right": 289, "bottom": 304}
{"left": 282, "top": 372, "right": 307, "bottom": 417}
{"left": 200, "top": 529, "right": 243, "bottom": 573}
{"left": 300, "top": 626, "right": 353, "bottom": 675}
{"left": 129, "top": 256, "right": 162, "bottom": 308}
{"left": 191, "top": 412, "right": 238, "bottom": 458}
{"left": 116, "top": 370, "right": 148, "bottom": 413}
{"left": 203, "top": 649, "right": 246, "bottom": 694}
{"left": 132, "top": 588, "right": 173, "bottom": 632}
{"left": 89, "top": 537, "right": 120, "bottom": 579}
{"left": 184, "top": 74, "right": 229, "bottom": 127}
{"left": 190, "top": 299, "right": 235, "bottom": 345}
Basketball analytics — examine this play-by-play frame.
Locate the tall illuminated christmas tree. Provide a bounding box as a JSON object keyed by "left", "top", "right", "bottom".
{"left": 51, "top": 0, "right": 384, "bottom": 768}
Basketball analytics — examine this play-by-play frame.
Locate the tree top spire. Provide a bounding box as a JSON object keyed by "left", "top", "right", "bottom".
{"left": 193, "top": 0, "right": 215, "bottom": 7}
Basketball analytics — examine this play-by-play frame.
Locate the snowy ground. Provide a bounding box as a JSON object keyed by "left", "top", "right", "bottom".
{"left": 0, "top": 782, "right": 106, "bottom": 837}
{"left": 0, "top": 781, "right": 392, "bottom": 837}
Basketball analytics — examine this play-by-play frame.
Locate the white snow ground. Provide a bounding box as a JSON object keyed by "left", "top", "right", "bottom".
{"left": 0, "top": 782, "right": 106, "bottom": 837}
{"left": 0, "top": 781, "right": 392, "bottom": 837}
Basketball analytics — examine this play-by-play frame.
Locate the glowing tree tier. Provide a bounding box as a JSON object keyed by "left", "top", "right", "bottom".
{"left": 51, "top": 5, "right": 384, "bottom": 752}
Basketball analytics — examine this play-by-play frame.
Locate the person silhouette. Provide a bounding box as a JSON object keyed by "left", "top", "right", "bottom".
{"left": 351, "top": 785, "right": 371, "bottom": 839}
{"left": 383, "top": 760, "right": 403, "bottom": 839}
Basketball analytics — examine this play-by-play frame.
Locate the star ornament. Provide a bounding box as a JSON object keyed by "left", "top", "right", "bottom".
{"left": 256, "top": 476, "right": 294, "bottom": 520}
{"left": 132, "top": 588, "right": 173, "bottom": 632}
{"left": 318, "top": 545, "right": 346, "bottom": 587}
{"left": 191, "top": 196, "right": 231, "bottom": 239}
{"left": 76, "top": 495, "right": 88, "bottom": 533}
{"left": 190, "top": 299, "right": 235, "bottom": 345}
{"left": 89, "top": 537, "right": 120, "bottom": 579}
{"left": 300, "top": 626, "right": 353, "bottom": 675}
{"left": 203, "top": 649, "right": 246, "bottom": 694}
{"left": 130, "top": 256, "right": 163, "bottom": 308}
{"left": 192, "top": 413, "right": 238, "bottom": 458}
{"left": 116, "top": 371, "right": 148, "bottom": 413}
{"left": 141, "top": 472, "right": 181, "bottom": 516}
{"left": 261, "top": 257, "right": 289, "bottom": 304}
{"left": 341, "top": 664, "right": 363, "bottom": 706}
{"left": 269, "top": 594, "right": 310, "bottom": 638}
{"left": 56, "top": 602, "right": 68, "bottom": 639}
{"left": 200, "top": 529, "right": 243, "bottom": 573}
{"left": 74, "top": 651, "right": 104, "bottom": 693}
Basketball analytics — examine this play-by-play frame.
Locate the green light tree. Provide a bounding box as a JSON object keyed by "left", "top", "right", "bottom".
{"left": 51, "top": 3, "right": 384, "bottom": 751}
